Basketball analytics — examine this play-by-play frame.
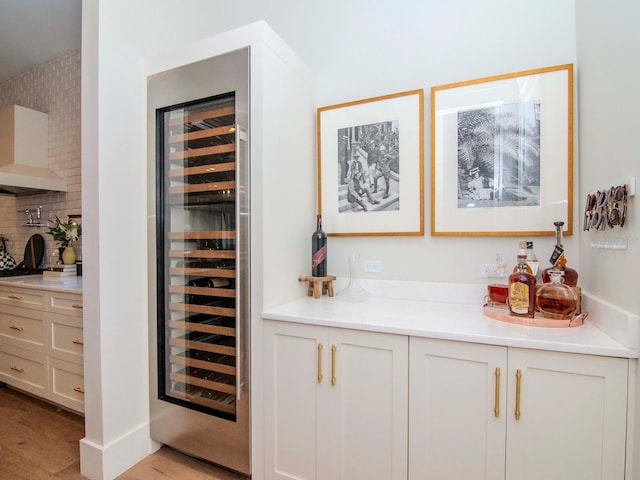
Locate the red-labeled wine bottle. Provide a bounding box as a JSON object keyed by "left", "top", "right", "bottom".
{"left": 311, "top": 214, "right": 327, "bottom": 277}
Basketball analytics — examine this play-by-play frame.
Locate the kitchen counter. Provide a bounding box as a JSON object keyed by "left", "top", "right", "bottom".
{"left": 263, "top": 279, "right": 639, "bottom": 359}
{"left": 0, "top": 274, "right": 83, "bottom": 294}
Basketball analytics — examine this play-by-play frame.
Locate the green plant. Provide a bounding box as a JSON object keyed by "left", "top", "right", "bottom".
{"left": 47, "top": 216, "right": 82, "bottom": 247}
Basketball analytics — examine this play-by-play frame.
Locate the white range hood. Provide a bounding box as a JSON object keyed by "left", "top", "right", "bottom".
{"left": 0, "top": 105, "right": 67, "bottom": 196}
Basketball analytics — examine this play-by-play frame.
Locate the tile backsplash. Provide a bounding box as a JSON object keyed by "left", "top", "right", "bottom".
{"left": 0, "top": 50, "right": 81, "bottom": 265}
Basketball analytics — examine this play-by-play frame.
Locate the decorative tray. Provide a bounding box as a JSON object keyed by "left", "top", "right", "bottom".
{"left": 483, "top": 304, "right": 588, "bottom": 328}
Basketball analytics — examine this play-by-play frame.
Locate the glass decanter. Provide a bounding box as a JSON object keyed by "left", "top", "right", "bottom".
{"left": 536, "top": 271, "right": 578, "bottom": 320}
{"left": 337, "top": 252, "right": 368, "bottom": 299}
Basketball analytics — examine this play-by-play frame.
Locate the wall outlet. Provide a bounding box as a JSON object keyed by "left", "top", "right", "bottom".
{"left": 364, "top": 259, "right": 382, "bottom": 273}
{"left": 480, "top": 263, "right": 505, "bottom": 278}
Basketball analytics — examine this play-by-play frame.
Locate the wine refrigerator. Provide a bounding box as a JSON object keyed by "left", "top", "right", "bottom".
{"left": 147, "top": 49, "right": 251, "bottom": 476}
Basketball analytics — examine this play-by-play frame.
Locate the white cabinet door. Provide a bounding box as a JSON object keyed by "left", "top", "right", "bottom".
{"left": 409, "top": 339, "right": 629, "bottom": 480}
{"left": 409, "top": 337, "right": 507, "bottom": 480}
{"left": 264, "top": 320, "right": 326, "bottom": 480}
{"left": 264, "top": 320, "right": 408, "bottom": 480}
{"left": 505, "top": 348, "right": 628, "bottom": 480}
{"left": 49, "top": 357, "right": 84, "bottom": 413}
{"left": 326, "top": 328, "right": 408, "bottom": 480}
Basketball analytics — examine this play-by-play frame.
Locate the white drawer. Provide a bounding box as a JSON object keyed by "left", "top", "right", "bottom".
{"left": 48, "top": 292, "right": 83, "bottom": 317}
{"left": 0, "top": 305, "right": 45, "bottom": 353}
{"left": 0, "top": 345, "right": 47, "bottom": 397}
{"left": 0, "top": 286, "right": 46, "bottom": 311}
{"left": 49, "top": 357, "right": 84, "bottom": 413}
{"left": 48, "top": 312, "right": 83, "bottom": 364}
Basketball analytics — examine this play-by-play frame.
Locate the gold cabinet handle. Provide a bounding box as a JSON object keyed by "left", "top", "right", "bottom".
{"left": 10, "top": 365, "right": 24, "bottom": 373}
{"left": 73, "top": 387, "right": 85, "bottom": 394}
{"left": 331, "top": 344, "right": 337, "bottom": 386}
{"left": 71, "top": 303, "right": 83, "bottom": 309}
{"left": 8, "top": 294, "right": 23, "bottom": 300}
{"left": 494, "top": 367, "right": 501, "bottom": 417}
{"left": 9, "top": 325, "right": 24, "bottom": 332}
{"left": 72, "top": 339, "right": 84, "bottom": 346}
{"left": 317, "top": 343, "right": 323, "bottom": 383}
{"left": 515, "top": 369, "right": 522, "bottom": 420}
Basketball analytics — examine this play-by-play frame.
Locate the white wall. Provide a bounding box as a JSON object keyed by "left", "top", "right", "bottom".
{"left": 84, "top": 0, "right": 640, "bottom": 478}
{"left": 575, "top": 0, "right": 640, "bottom": 314}
{"left": 80, "top": 1, "right": 154, "bottom": 478}
{"left": 135, "top": 0, "right": 578, "bottom": 288}
{"left": 575, "top": 2, "right": 640, "bottom": 479}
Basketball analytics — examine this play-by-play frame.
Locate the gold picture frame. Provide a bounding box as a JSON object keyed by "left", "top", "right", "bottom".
{"left": 317, "top": 89, "right": 424, "bottom": 236}
{"left": 431, "top": 64, "right": 574, "bottom": 236}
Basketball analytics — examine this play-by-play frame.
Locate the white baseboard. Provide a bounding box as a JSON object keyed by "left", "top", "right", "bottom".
{"left": 79, "top": 422, "right": 156, "bottom": 480}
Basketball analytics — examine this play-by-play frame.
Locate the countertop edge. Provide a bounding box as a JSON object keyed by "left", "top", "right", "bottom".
{"left": 0, "top": 275, "right": 83, "bottom": 294}
{"left": 263, "top": 288, "right": 638, "bottom": 359}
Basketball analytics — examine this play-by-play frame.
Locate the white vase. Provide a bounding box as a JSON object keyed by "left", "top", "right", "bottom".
{"left": 62, "top": 246, "right": 76, "bottom": 265}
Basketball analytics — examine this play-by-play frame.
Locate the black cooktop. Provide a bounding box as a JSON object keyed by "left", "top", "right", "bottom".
{"left": 0, "top": 267, "right": 43, "bottom": 278}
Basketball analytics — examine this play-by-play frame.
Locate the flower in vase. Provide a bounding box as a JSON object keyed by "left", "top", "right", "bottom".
{"left": 47, "top": 216, "right": 82, "bottom": 247}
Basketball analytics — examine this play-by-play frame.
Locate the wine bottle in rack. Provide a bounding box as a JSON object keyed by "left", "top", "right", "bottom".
{"left": 311, "top": 214, "right": 327, "bottom": 277}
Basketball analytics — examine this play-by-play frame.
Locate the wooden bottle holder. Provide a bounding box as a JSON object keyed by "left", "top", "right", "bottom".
{"left": 298, "top": 275, "right": 336, "bottom": 299}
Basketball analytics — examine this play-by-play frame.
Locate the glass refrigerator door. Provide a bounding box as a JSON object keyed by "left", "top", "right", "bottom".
{"left": 156, "top": 92, "right": 239, "bottom": 420}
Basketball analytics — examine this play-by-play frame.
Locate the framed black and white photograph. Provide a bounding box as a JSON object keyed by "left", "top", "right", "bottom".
{"left": 431, "top": 64, "right": 574, "bottom": 236}
{"left": 317, "top": 89, "right": 424, "bottom": 236}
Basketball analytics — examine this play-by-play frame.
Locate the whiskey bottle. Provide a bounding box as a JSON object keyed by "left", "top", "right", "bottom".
{"left": 541, "top": 221, "right": 578, "bottom": 287}
{"left": 508, "top": 247, "right": 536, "bottom": 318}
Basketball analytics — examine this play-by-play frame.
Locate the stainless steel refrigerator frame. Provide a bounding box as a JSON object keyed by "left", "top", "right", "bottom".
{"left": 147, "top": 47, "right": 251, "bottom": 476}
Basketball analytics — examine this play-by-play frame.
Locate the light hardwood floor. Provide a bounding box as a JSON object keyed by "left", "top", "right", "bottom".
{"left": 0, "top": 386, "right": 247, "bottom": 479}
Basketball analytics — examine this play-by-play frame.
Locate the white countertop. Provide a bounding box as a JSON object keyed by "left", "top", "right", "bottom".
{"left": 263, "top": 279, "right": 639, "bottom": 359}
{"left": 0, "top": 275, "right": 83, "bottom": 294}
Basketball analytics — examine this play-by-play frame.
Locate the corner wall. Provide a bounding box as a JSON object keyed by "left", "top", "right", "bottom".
{"left": 575, "top": 0, "right": 640, "bottom": 315}
{"left": 575, "top": 3, "right": 640, "bottom": 479}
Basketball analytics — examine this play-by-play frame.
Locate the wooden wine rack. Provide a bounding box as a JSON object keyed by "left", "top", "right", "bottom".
{"left": 160, "top": 95, "right": 240, "bottom": 417}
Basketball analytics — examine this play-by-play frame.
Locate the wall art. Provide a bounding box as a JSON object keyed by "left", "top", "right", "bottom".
{"left": 317, "top": 89, "right": 424, "bottom": 236}
{"left": 431, "top": 64, "right": 573, "bottom": 236}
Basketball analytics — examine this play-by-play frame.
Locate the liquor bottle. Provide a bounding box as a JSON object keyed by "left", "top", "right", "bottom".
{"left": 541, "top": 221, "right": 578, "bottom": 287}
{"left": 525, "top": 241, "right": 540, "bottom": 278}
{"left": 536, "top": 271, "right": 579, "bottom": 320}
{"left": 512, "top": 241, "right": 533, "bottom": 275}
{"left": 311, "top": 214, "right": 327, "bottom": 277}
{"left": 508, "top": 246, "right": 536, "bottom": 318}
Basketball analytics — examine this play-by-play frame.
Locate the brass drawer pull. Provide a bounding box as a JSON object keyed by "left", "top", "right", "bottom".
{"left": 10, "top": 365, "right": 24, "bottom": 373}
{"left": 71, "top": 303, "right": 83, "bottom": 309}
{"left": 72, "top": 339, "right": 84, "bottom": 346}
{"left": 494, "top": 367, "right": 501, "bottom": 418}
{"left": 331, "top": 344, "right": 337, "bottom": 386}
{"left": 8, "top": 294, "right": 23, "bottom": 300}
{"left": 9, "top": 325, "right": 24, "bottom": 332}
{"left": 515, "top": 369, "right": 522, "bottom": 420}
{"left": 73, "top": 387, "right": 85, "bottom": 394}
{"left": 317, "top": 343, "right": 323, "bottom": 383}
